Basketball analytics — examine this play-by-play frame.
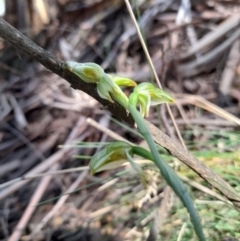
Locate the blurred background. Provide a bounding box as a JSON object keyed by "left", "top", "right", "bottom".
{"left": 0, "top": 0, "right": 240, "bottom": 240}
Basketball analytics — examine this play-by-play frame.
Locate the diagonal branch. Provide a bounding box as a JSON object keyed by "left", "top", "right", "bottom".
{"left": 0, "top": 17, "right": 134, "bottom": 126}
{"left": 0, "top": 17, "right": 239, "bottom": 208}
{"left": 147, "top": 121, "right": 240, "bottom": 207}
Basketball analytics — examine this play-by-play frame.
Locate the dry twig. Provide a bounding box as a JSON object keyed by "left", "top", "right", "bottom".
{"left": 219, "top": 39, "right": 240, "bottom": 95}
{"left": 147, "top": 186, "right": 174, "bottom": 241}
{"left": 179, "top": 12, "right": 240, "bottom": 59}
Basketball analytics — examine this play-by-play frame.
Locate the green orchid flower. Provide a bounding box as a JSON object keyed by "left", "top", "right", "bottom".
{"left": 129, "top": 82, "right": 174, "bottom": 117}
{"left": 89, "top": 141, "right": 146, "bottom": 185}
{"left": 97, "top": 74, "right": 137, "bottom": 109}
{"left": 99, "top": 75, "right": 136, "bottom": 109}
{"left": 97, "top": 74, "right": 130, "bottom": 109}
{"left": 89, "top": 141, "right": 132, "bottom": 174}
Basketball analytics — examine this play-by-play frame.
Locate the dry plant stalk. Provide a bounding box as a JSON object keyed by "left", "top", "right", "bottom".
{"left": 147, "top": 186, "right": 174, "bottom": 241}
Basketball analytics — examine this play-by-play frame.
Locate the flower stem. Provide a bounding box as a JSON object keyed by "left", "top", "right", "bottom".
{"left": 128, "top": 104, "right": 205, "bottom": 241}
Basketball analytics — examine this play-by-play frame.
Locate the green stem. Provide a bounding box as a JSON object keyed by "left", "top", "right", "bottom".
{"left": 128, "top": 104, "right": 206, "bottom": 241}
{"left": 132, "top": 146, "right": 153, "bottom": 161}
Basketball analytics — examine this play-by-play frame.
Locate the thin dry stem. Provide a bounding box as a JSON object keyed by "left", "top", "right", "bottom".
{"left": 8, "top": 166, "right": 57, "bottom": 241}
{"left": 27, "top": 171, "right": 88, "bottom": 240}
{"left": 124, "top": 0, "right": 187, "bottom": 150}
{"left": 147, "top": 186, "right": 174, "bottom": 241}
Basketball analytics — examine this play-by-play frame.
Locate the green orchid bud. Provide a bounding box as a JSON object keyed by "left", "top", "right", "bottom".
{"left": 108, "top": 75, "right": 137, "bottom": 87}
{"left": 129, "top": 83, "right": 174, "bottom": 117}
{"left": 66, "top": 61, "right": 104, "bottom": 83}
